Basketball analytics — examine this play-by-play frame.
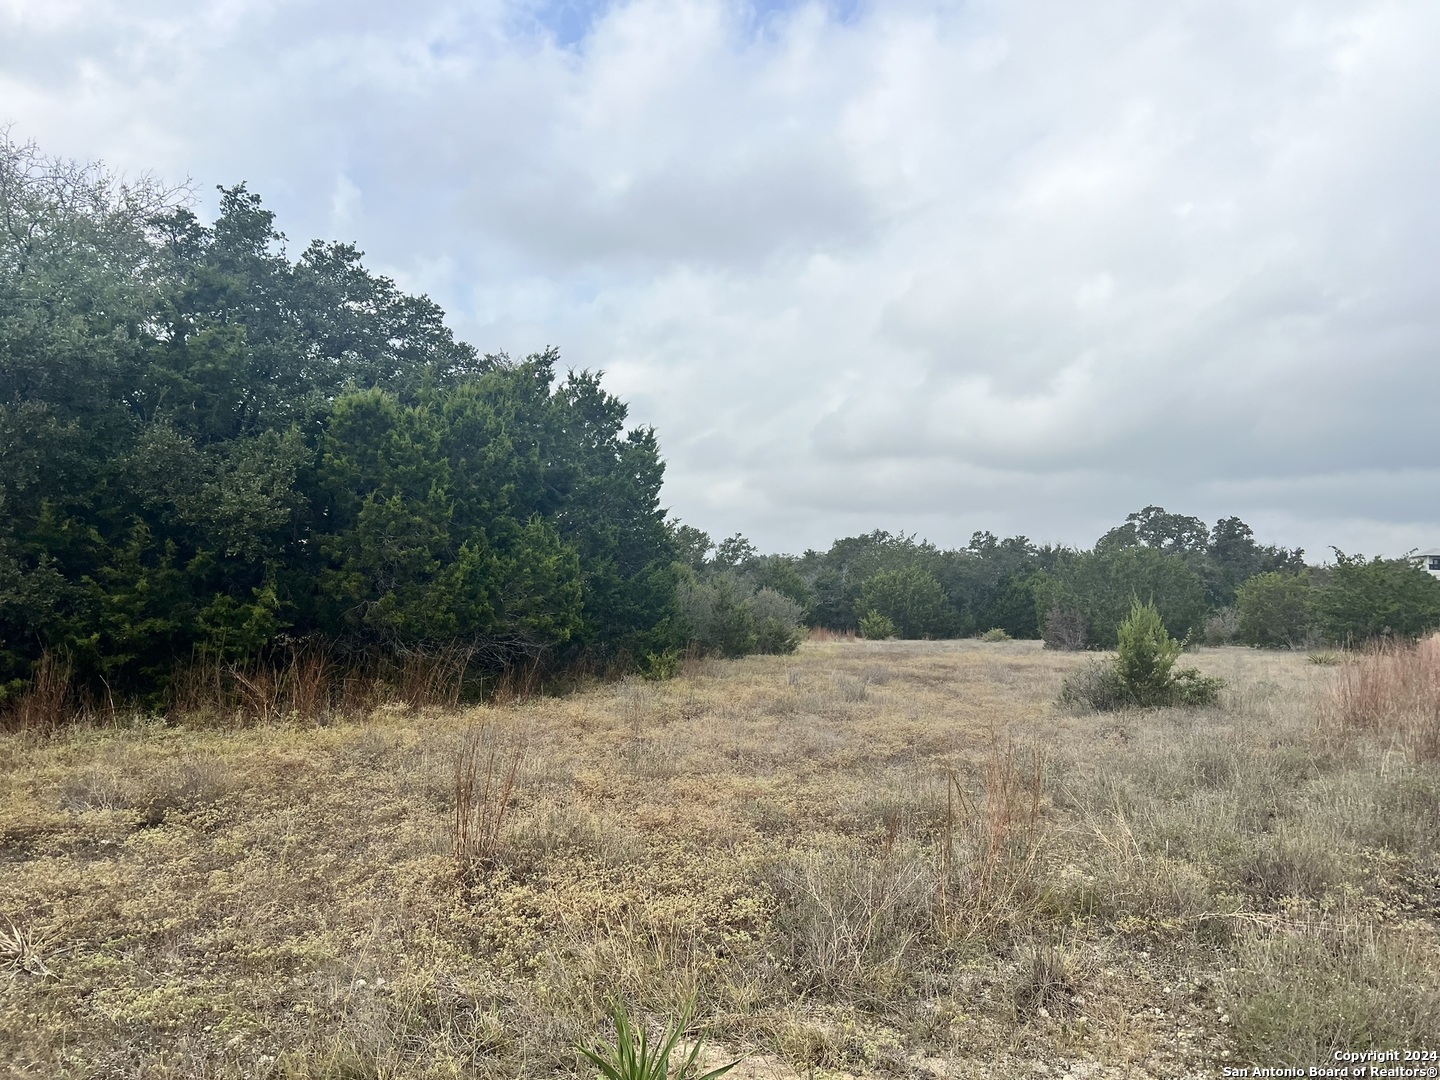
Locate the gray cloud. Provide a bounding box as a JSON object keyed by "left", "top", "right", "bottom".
{"left": 3, "top": 0, "right": 1437, "bottom": 558}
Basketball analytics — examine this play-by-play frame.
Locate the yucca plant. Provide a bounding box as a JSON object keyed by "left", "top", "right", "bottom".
{"left": 577, "top": 996, "right": 738, "bottom": 1080}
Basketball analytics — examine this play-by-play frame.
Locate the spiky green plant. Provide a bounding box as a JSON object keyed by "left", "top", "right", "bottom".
{"left": 577, "top": 996, "right": 739, "bottom": 1080}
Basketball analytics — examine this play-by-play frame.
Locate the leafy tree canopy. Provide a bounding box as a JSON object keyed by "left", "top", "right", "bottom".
{"left": 0, "top": 136, "right": 678, "bottom": 697}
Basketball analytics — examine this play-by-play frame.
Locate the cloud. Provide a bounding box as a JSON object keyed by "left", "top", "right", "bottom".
{"left": 3, "top": 0, "right": 1438, "bottom": 557}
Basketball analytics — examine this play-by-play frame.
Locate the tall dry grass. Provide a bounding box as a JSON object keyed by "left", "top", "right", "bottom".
{"left": 0, "top": 651, "right": 76, "bottom": 732}
{"left": 6, "top": 640, "right": 1440, "bottom": 1078}
{"left": 453, "top": 723, "right": 524, "bottom": 875}
{"left": 6, "top": 642, "right": 506, "bottom": 731}
{"left": 1331, "top": 633, "right": 1440, "bottom": 761}
{"left": 939, "top": 742, "right": 1047, "bottom": 942}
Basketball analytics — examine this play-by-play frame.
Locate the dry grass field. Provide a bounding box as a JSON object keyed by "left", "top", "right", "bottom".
{"left": 3, "top": 639, "right": 1439, "bottom": 1079}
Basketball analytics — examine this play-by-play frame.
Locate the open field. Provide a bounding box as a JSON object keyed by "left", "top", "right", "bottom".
{"left": 3, "top": 640, "right": 1439, "bottom": 1079}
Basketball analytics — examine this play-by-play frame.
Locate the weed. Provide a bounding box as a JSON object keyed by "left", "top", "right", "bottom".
{"left": 1057, "top": 659, "right": 1128, "bottom": 712}
{"left": 1226, "top": 916, "right": 1440, "bottom": 1063}
{"left": 0, "top": 651, "right": 73, "bottom": 732}
{"left": 1012, "top": 942, "right": 1077, "bottom": 1019}
{"left": 1, "top": 917, "right": 53, "bottom": 978}
{"left": 453, "top": 723, "right": 523, "bottom": 873}
{"left": 768, "top": 840, "right": 935, "bottom": 992}
{"left": 576, "top": 996, "right": 738, "bottom": 1080}
{"left": 939, "top": 743, "right": 1046, "bottom": 941}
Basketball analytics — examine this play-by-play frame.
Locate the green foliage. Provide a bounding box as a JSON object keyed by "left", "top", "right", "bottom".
{"left": 979, "top": 627, "right": 1011, "bottom": 642}
{"left": 670, "top": 524, "right": 713, "bottom": 573}
{"left": 712, "top": 533, "right": 757, "bottom": 571}
{"left": 858, "top": 611, "right": 897, "bottom": 640}
{"left": 0, "top": 137, "right": 679, "bottom": 698}
{"left": 857, "top": 565, "right": 950, "bottom": 639}
{"left": 1099, "top": 507, "right": 1304, "bottom": 609}
{"left": 1203, "top": 514, "right": 1306, "bottom": 607}
{"left": 1114, "top": 599, "right": 1184, "bottom": 705}
{"left": 675, "top": 574, "right": 756, "bottom": 658}
{"left": 641, "top": 648, "right": 682, "bottom": 681}
{"left": 1236, "top": 572, "right": 1312, "bottom": 647}
{"left": 748, "top": 555, "right": 813, "bottom": 614}
{"left": 1038, "top": 545, "right": 1207, "bottom": 649}
{"left": 576, "top": 996, "right": 738, "bottom": 1080}
{"left": 1311, "top": 552, "right": 1440, "bottom": 643}
{"left": 1169, "top": 666, "right": 1225, "bottom": 705}
{"left": 800, "top": 530, "right": 929, "bottom": 631}
{"left": 1060, "top": 600, "right": 1222, "bottom": 710}
{"left": 747, "top": 588, "right": 804, "bottom": 655}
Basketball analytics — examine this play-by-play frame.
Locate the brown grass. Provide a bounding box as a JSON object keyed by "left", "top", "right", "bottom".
{"left": 453, "top": 723, "right": 523, "bottom": 873}
{"left": 0, "top": 651, "right": 75, "bottom": 732}
{"left": 1332, "top": 633, "right": 1440, "bottom": 761}
{"left": 2, "top": 639, "right": 1437, "bottom": 1078}
{"left": 939, "top": 742, "right": 1046, "bottom": 943}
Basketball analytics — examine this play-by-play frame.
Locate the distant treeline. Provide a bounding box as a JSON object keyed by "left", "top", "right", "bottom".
{"left": 4, "top": 137, "right": 1438, "bottom": 717}
{"left": 677, "top": 506, "right": 1440, "bottom": 652}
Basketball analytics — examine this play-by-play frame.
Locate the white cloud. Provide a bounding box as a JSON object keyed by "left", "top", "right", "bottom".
{"left": 3, "top": 0, "right": 1438, "bottom": 557}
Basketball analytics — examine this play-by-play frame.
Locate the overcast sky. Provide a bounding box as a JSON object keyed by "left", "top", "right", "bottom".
{"left": 4, "top": 0, "right": 1437, "bottom": 558}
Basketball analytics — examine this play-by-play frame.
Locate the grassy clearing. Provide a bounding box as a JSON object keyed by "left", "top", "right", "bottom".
{"left": 3, "top": 640, "right": 1438, "bottom": 1078}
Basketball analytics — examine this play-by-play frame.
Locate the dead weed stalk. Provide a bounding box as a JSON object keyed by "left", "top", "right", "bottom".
{"left": 453, "top": 724, "right": 524, "bottom": 876}
{"left": 939, "top": 741, "right": 1047, "bottom": 941}
{"left": 0, "top": 651, "right": 74, "bottom": 732}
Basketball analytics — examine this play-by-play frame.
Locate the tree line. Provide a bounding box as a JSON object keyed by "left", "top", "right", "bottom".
{"left": 678, "top": 506, "right": 1440, "bottom": 653}
{"left": 1, "top": 138, "right": 675, "bottom": 705}
{"left": 4, "top": 136, "right": 1438, "bottom": 714}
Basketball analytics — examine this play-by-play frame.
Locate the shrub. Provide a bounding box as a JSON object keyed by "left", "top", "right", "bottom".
{"left": 1169, "top": 666, "right": 1226, "bottom": 706}
{"left": 1236, "top": 572, "right": 1312, "bottom": 647}
{"left": 676, "top": 574, "right": 756, "bottom": 657}
{"left": 1058, "top": 659, "right": 1128, "bottom": 711}
{"left": 746, "top": 588, "right": 805, "bottom": 655}
{"left": 858, "top": 611, "right": 898, "bottom": 640}
{"left": 1114, "top": 599, "right": 1183, "bottom": 705}
{"left": 1312, "top": 553, "right": 1440, "bottom": 643}
{"left": 857, "top": 565, "right": 950, "bottom": 639}
{"left": 979, "top": 627, "right": 1011, "bottom": 642}
{"left": 1060, "top": 600, "right": 1222, "bottom": 710}
{"left": 1203, "top": 607, "right": 1238, "bottom": 645}
{"left": 1041, "top": 607, "right": 1088, "bottom": 650}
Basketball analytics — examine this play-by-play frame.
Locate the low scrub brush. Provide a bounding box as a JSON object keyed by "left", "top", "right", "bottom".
{"left": 1060, "top": 600, "right": 1222, "bottom": 711}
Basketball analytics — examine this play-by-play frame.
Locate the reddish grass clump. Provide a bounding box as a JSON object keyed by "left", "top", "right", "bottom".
{"left": 1332, "top": 634, "right": 1440, "bottom": 762}
{"left": 806, "top": 627, "right": 858, "bottom": 643}
{"left": 0, "top": 652, "right": 74, "bottom": 733}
